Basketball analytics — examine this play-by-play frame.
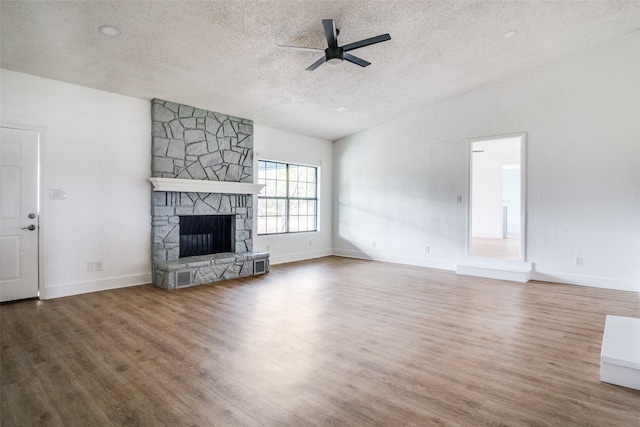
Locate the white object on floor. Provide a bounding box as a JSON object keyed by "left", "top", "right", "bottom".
{"left": 600, "top": 315, "right": 640, "bottom": 391}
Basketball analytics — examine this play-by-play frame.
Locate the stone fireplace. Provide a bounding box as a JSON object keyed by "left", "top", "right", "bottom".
{"left": 150, "top": 99, "right": 268, "bottom": 289}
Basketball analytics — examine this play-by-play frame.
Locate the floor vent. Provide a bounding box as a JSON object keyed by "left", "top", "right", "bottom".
{"left": 254, "top": 259, "right": 266, "bottom": 275}
{"left": 176, "top": 271, "right": 191, "bottom": 287}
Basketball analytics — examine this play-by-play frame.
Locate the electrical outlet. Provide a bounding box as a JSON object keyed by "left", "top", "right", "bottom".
{"left": 266, "top": 244, "right": 271, "bottom": 251}
{"left": 87, "top": 261, "right": 103, "bottom": 272}
{"left": 426, "top": 245, "right": 430, "bottom": 253}
{"left": 575, "top": 257, "right": 584, "bottom": 267}
{"left": 372, "top": 240, "right": 376, "bottom": 248}
{"left": 309, "top": 240, "right": 313, "bottom": 247}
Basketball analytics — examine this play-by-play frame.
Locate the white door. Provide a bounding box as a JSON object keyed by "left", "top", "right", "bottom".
{"left": 0, "top": 127, "right": 39, "bottom": 302}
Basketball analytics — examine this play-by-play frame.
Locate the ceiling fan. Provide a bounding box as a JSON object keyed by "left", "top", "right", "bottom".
{"left": 278, "top": 19, "right": 391, "bottom": 71}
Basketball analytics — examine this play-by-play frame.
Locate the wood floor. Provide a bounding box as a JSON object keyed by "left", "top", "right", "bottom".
{"left": 2, "top": 256, "right": 639, "bottom": 426}
{"left": 471, "top": 237, "right": 520, "bottom": 260}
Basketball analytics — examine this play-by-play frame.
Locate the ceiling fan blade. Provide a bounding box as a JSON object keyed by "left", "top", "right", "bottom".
{"left": 277, "top": 45, "right": 324, "bottom": 52}
{"left": 343, "top": 53, "right": 371, "bottom": 67}
{"left": 322, "top": 19, "right": 338, "bottom": 48}
{"left": 306, "top": 56, "right": 326, "bottom": 71}
{"left": 342, "top": 34, "right": 391, "bottom": 52}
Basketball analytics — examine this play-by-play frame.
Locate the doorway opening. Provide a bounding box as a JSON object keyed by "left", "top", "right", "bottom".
{"left": 469, "top": 134, "right": 525, "bottom": 261}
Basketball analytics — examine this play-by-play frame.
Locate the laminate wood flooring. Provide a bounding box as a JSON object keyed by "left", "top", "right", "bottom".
{"left": 2, "top": 256, "right": 639, "bottom": 426}
{"left": 471, "top": 237, "right": 520, "bottom": 260}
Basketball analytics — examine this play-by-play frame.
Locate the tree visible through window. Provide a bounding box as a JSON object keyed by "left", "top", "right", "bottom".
{"left": 257, "top": 160, "right": 317, "bottom": 235}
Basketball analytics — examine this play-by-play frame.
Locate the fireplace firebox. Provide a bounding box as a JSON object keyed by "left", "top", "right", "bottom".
{"left": 179, "top": 215, "right": 235, "bottom": 258}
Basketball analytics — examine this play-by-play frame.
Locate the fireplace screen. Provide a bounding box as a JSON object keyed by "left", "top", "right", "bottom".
{"left": 179, "top": 215, "right": 235, "bottom": 258}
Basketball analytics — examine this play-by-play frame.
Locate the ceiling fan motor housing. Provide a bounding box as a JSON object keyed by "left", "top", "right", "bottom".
{"left": 325, "top": 47, "right": 344, "bottom": 66}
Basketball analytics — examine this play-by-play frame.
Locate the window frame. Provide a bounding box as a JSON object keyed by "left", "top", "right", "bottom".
{"left": 257, "top": 160, "right": 319, "bottom": 235}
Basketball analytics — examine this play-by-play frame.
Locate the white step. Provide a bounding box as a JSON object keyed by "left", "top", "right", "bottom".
{"left": 456, "top": 257, "right": 532, "bottom": 283}
{"left": 600, "top": 315, "right": 640, "bottom": 391}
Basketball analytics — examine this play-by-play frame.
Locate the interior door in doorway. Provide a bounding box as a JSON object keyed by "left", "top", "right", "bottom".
{"left": 1, "top": 127, "right": 39, "bottom": 302}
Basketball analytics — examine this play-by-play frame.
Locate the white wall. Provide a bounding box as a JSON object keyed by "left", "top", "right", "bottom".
{"left": 1, "top": 69, "right": 152, "bottom": 298}
{"left": 253, "top": 125, "right": 333, "bottom": 264}
{"left": 472, "top": 154, "right": 504, "bottom": 238}
{"left": 333, "top": 31, "right": 640, "bottom": 292}
{"left": 502, "top": 166, "right": 521, "bottom": 235}
{"left": 0, "top": 70, "right": 335, "bottom": 297}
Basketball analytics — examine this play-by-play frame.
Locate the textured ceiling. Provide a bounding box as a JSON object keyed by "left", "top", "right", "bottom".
{"left": 1, "top": 1, "right": 639, "bottom": 141}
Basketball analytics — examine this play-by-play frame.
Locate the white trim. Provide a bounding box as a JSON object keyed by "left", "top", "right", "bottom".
{"left": 520, "top": 134, "right": 527, "bottom": 261}
{"left": 531, "top": 271, "right": 639, "bottom": 293}
{"left": 43, "top": 273, "right": 152, "bottom": 299}
{"left": 149, "top": 178, "right": 264, "bottom": 194}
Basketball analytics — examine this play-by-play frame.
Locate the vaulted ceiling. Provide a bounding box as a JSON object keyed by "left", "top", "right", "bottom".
{"left": 2, "top": 1, "right": 639, "bottom": 140}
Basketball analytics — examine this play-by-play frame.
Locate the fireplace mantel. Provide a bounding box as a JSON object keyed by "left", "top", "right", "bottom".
{"left": 149, "top": 178, "right": 264, "bottom": 195}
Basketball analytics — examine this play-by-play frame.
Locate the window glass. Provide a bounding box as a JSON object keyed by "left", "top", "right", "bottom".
{"left": 257, "top": 160, "right": 318, "bottom": 235}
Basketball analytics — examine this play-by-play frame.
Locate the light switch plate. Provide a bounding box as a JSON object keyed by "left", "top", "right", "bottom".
{"left": 49, "top": 189, "right": 66, "bottom": 200}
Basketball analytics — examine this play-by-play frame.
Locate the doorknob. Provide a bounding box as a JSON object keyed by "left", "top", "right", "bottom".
{"left": 21, "top": 225, "right": 36, "bottom": 231}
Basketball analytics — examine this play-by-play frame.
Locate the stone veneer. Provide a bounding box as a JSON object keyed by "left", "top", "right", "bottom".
{"left": 151, "top": 100, "right": 254, "bottom": 182}
{"left": 151, "top": 99, "right": 268, "bottom": 289}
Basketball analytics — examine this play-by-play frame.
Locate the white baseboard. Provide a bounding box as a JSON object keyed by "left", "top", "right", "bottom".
{"left": 269, "top": 249, "right": 334, "bottom": 265}
{"left": 531, "top": 271, "right": 639, "bottom": 293}
{"left": 332, "top": 248, "right": 457, "bottom": 271}
{"left": 43, "top": 273, "right": 151, "bottom": 299}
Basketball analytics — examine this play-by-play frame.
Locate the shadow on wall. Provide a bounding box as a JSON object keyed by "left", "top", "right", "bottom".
{"left": 334, "top": 196, "right": 464, "bottom": 267}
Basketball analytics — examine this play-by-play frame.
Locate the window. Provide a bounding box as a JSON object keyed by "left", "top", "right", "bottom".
{"left": 257, "top": 160, "right": 318, "bottom": 235}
